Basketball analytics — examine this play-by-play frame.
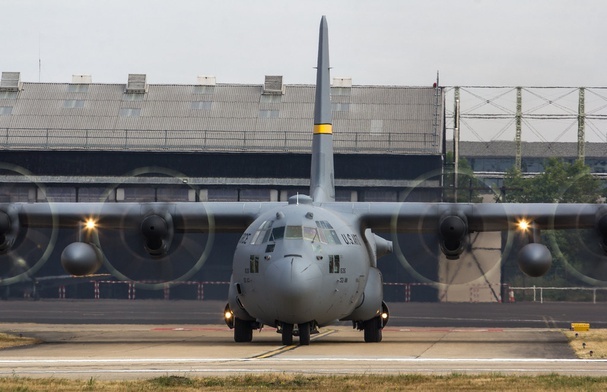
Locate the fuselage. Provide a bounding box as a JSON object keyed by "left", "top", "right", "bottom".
{"left": 228, "top": 197, "right": 371, "bottom": 327}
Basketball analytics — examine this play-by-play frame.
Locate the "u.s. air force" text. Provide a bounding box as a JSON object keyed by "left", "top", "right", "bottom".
{"left": 341, "top": 233, "right": 361, "bottom": 245}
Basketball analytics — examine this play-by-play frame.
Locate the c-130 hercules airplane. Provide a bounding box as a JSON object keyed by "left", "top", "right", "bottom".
{"left": 1, "top": 16, "right": 607, "bottom": 345}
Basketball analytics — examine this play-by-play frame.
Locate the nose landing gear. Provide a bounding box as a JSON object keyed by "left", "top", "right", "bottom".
{"left": 298, "top": 322, "right": 311, "bottom": 346}
{"left": 281, "top": 322, "right": 293, "bottom": 345}
{"left": 278, "top": 321, "right": 317, "bottom": 345}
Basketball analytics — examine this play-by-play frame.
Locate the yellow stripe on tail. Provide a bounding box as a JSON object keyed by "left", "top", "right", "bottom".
{"left": 314, "top": 124, "right": 332, "bottom": 135}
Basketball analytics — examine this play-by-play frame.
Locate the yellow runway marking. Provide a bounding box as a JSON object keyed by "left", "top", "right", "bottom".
{"left": 251, "top": 329, "right": 336, "bottom": 359}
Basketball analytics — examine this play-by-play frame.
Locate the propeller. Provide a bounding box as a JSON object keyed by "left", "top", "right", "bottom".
{"left": 542, "top": 177, "right": 607, "bottom": 286}
{"left": 89, "top": 166, "right": 216, "bottom": 290}
{"left": 390, "top": 167, "right": 518, "bottom": 288}
{"left": 0, "top": 163, "right": 58, "bottom": 286}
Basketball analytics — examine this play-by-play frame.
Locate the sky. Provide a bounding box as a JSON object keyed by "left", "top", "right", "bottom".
{"left": 1, "top": 0, "right": 606, "bottom": 87}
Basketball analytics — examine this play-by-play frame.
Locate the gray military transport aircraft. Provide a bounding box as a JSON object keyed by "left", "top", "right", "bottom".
{"left": 1, "top": 16, "right": 607, "bottom": 345}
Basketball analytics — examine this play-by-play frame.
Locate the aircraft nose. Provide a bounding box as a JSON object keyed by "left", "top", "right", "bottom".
{"left": 265, "top": 256, "right": 322, "bottom": 322}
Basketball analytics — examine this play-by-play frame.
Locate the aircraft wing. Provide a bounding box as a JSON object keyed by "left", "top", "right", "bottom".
{"left": 6, "top": 201, "right": 281, "bottom": 232}
{"left": 0, "top": 201, "right": 282, "bottom": 279}
{"left": 343, "top": 202, "right": 604, "bottom": 232}
{"left": 335, "top": 201, "right": 607, "bottom": 277}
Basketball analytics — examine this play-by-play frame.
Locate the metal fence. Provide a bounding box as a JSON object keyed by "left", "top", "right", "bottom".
{"left": 510, "top": 286, "right": 607, "bottom": 304}
{"left": 0, "top": 128, "right": 440, "bottom": 154}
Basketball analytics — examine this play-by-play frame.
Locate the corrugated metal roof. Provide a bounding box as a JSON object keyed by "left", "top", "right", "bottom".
{"left": 0, "top": 82, "right": 443, "bottom": 155}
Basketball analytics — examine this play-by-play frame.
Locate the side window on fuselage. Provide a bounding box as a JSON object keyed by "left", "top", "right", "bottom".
{"left": 329, "top": 255, "right": 340, "bottom": 273}
{"left": 249, "top": 255, "right": 259, "bottom": 273}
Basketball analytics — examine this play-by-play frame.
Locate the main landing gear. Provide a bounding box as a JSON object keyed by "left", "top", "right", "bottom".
{"left": 362, "top": 316, "right": 383, "bottom": 342}
{"left": 224, "top": 303, "right": 259, "bottom": 343}
{"left": 234, "top": 317, "right": 253, "bottom": 342}
{"left": 356, "top": 301, "right": 390, "bottom": 343}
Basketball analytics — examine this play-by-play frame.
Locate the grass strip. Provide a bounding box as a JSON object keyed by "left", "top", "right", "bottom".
{"left": 564, "top": 329, "right": 607, "bottom": 359}
{"left": 0, "top": 332, "right": 40, "bottom": 349}
{"left": 2, "top": 374, "right": 607, "bottom": 391}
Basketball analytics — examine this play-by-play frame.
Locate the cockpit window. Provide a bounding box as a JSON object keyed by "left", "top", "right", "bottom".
{"left": 303, "top": 227, "right": 316, "bottom": 241}
{"left": 251, "top": 220, "right": 273, "bottom": 245}
{"left": 316, "top": 220, "right": 341, "bottom": 244}
{"left": 270, "top": 226, "right": 284, "bottom": 241}
{"left": 316, "top": 220, "right": 333, "bottom": 229}
{"left": 285, "top": 225, "right": 303, "bottom": 239}
{"left": 283, "top": 226, "right": 327, "bottom": 243}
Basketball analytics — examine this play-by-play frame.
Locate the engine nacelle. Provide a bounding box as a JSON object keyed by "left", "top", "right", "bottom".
{"left": 517, "top": 243, "right": 552, "bottom": 277}
{"left": 61, "top": 242, "right": 103, "bottom": 276}
{"left": 141, "top": 214, "right": 173, "bottom": 257}
{"left": 0, "top": 208, "right": 19, "bottom": 253}
{"left": 438, "top": 214, "right": 468, "bottom": 260}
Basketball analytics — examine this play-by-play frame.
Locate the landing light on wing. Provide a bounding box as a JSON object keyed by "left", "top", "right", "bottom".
{"left": 84, "top": 219, "right": 97, "bottom": 230}
{"left": 517, "top": 219, "right": 530, "bottom": 232}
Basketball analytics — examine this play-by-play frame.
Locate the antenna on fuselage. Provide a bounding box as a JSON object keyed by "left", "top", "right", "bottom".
{"left": 310, "top": 16, "right": 335, "bottom": 203}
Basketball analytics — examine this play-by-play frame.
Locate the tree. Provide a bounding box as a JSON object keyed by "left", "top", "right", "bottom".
{"left": 500, "top": 158, "right": 607, "bottom": 290}
{"left": 501, "top": 158, "right": 602, "bottom": 204}
{"left": 444, "top": 151, "right": 484, "bottom": 203}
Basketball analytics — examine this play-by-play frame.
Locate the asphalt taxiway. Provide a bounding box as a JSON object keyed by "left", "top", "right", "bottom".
{"left": 1, "top": 300, "right": 606, "bottom": 379}
{"left": 2, "top": 299, "right": 607, "bottom": 328}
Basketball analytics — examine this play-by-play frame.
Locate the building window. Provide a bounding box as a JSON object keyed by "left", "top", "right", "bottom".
{"left": 260, "top": 94, "right": 282, "bottom": 103}
{"left": 191, "top": 101, "right": 213, "bottom": 110}
{"left": 370, "top": 119, "right": 383, "bottom": 134}
{"left": 259, "top": 109, "right": 279, "bottom": 118}
{"left": 119, "top": 108, "right": 141, "bottom": 117}
{"left": 67, "top": 84, "right": 89, "bottom": 93}
{"left": 0, "top": 91, "right": 17, "bottom": 99}
{"left": 123, "top": 93, "right": 144, "bottom": 101}
{"left": 63, "top": 100, "right": 85, "bottom": 108}
{"left": 332, "top": 87, "right": 351, "bottom": 96}
{"left": 0, "top": 106, "right": 13, "bottom": 115}
{"left": 193, "top": 86, "right": 215, "bottom": 95}
{"left": 332, "top": 103, "right": 349, "bottom": 112}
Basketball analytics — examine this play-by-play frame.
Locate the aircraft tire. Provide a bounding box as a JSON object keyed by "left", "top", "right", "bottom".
{"left": 281, "top": 323, "right": 294, "bottom": 345}
{"left": 298, "top": 322, "right": 311, "bottom": 345}
{"left": 363, "top": 316, "right": 382, "bottom": 343}
{"left": 234, "top": 318, "right": 253, "bottom": 342}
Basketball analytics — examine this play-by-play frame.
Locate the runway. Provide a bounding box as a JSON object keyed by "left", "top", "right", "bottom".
{"left": 0, "top": 323, "right": 605, "bottom": 379}
{"left": 0, "top": 301, "right": 607, "bottom": 379}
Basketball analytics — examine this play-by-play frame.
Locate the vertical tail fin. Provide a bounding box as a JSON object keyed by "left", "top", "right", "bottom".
{"left": 310, "top": 15, "right": 335, "bottom": 203}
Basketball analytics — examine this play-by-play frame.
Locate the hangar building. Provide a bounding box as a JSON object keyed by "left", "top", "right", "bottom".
{"left": 0, "top": 72, "right": 445, "bottom": 301}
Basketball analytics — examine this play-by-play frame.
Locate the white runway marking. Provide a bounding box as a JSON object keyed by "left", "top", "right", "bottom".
{"left": 2, "top": 357, "right": 607, "bottom": 364}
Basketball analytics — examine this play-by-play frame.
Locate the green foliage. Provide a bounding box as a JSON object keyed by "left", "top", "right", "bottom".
{"left": 444, "top": 151, "right": 485, "bottom": 203}
{"left": 500, "top": 158, "right": 607, "bottom": 290}
{"left": 5, "top": 374, "right": 607, "bottom": 391}
{"left": 149, "top": 375, "right": 196, "bottom": 387}
{"left": 501, "top": 158, "right": 602, "bottom": 204}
